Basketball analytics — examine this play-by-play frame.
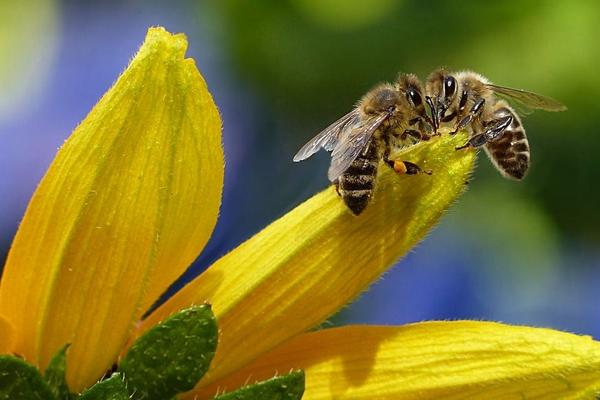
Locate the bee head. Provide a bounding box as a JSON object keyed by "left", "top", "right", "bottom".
{"left": 397, "top": 73, "right": 435, "bottom": 132}
{"left": 426, "top": 69, "right": 458, "bottom": 126}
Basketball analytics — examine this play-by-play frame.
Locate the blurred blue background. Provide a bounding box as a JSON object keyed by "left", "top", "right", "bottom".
{"left": 1, "top": 1, "right": 599, "bottom": 337}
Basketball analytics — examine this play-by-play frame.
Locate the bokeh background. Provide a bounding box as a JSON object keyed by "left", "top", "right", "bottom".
{"left": 1, "top": 1, "right": 599, "bottom": 337}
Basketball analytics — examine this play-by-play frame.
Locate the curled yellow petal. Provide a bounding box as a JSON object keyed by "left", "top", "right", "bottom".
{"left": 0, "top": 314, "right": 15, "bottom": 353}
{"left": 190, "top": 321, "right": 600, "bottom": 399}
{"left": 140, "top": 131, "right": 475, "bottom": 388}
{"left": 0, "top": 27, "right": 223, "bottom": 391}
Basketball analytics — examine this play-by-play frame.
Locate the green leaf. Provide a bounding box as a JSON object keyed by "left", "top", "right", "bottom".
{"left": 44, "top": 344, "right": 74, "bottom": 399}
{"left": 214, "top": 370, "right": 305, "bottom": 400}
{"left": 119, "top": 304, "right": 217, "bottom": 399}
{"left": 0, "top": 355, "right": 55, "bottom": 400}
{"left": 78, "top": 373, "right": 128, "bottom": 400}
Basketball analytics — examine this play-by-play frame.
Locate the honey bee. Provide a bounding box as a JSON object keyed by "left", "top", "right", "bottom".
{"left": 426, "top": 69, "right": 566, "bottom": 179}
{"left": 293, "top": 74, "right": 436, "bottom": 215}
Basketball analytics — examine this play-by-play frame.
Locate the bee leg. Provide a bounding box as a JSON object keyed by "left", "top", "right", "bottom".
{"left": 455, "top": 134, "right": 487, "bottom": 150}
{"left": 451, "top": 97, "right": 485, "bottom": 135}
{"left": 456, "top": 115, "right": 513, "bottom": 150}
{"left": 400, "top": 129, "right": 424, "bottom": 142}
{"left": 409, "top": 116, "right": 435, "bottom": 139}
{"left": 417, "top": 124, "right": 435, "bottom": 141}
{"left": 333, "top": 179, "right": 341, "bottom": 196}
{"left": 484, "top": 115, "right": 513, "bottom": 141}
{"left": 386, "top": 159, "right": 432, "bottom": 175}
{"left": 441, "top": 111, "right": 457, "bottom": 124}
{"left": 403, "top": 161, "right": 432, "bottom": 175}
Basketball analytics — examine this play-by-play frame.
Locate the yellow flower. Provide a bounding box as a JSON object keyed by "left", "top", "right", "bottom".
{"left": 1, "top": 26, "right": 600, "bottom": 399}
{"left": 0, "top": 26, "right": 223, "bottom": 390}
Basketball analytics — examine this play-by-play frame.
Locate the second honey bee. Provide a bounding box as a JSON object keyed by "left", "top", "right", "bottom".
{"left": 293, "top": 74, "right": 436, "bottom": 215}
{"left": 426, "top": 69, "right": 566, "bottom": 179}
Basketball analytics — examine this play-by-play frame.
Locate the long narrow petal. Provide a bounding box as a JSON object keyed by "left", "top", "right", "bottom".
{"left": 0, "top": 314, "right": 14, "bottom": 353}
{"left": 189, "top": 321, "right": 600, "bottom": 399}
{"left": 0, "top": 27, "right": 223, "bottom": 391}
{"left": 140, "top": 132, "right": 475, "bottom": 387}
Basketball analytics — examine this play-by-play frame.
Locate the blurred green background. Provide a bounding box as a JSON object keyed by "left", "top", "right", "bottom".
{"left": 1, "top": 1, "right": 599, "bottom": 336}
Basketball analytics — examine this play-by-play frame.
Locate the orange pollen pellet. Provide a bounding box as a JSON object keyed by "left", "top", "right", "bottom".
{"left": 393, "top": 160, "right": 407, "bottom": 175}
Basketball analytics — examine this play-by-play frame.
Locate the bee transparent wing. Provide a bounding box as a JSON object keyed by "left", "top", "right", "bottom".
{"left": 504, "top": 100, "right": 535, "bottom": 117}
{"left": 293, "top": 110, "right": 360, "bottom": 162}
{"left": 486, "top": 84, "right": 567, "bottom": 112}
{"left": 327, "top": 112, "right": 389, "bottom": 182}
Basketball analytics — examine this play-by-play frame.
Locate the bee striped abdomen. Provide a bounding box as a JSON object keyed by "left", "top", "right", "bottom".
{"left": 484, "top": 106, "right": 530, "bottom": 180}
{"left": 339, "top": 143, "right": 379, "bottom": 215}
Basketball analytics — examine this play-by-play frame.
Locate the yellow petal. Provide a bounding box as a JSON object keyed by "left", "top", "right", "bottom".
{"left": 0, "top": 314, "right": 15, "bottom": 353}
{"left": 140, "top": 131, "right": 475, "bottom": 388}
{"left": 189, "top": 321, "right": 600, "bottom": 399}
{"left": 0, "top": 27, "right": 223, "bottom": 391}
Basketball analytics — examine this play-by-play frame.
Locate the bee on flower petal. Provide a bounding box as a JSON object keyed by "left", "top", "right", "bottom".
{"left": 293, "top": 74, "right": 436, "bottom": 215}
{"left": 426, "top": 69, "right": 566, "bottom": 180}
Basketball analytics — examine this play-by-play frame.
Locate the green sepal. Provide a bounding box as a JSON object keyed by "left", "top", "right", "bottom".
{"left": 214, "top": 370, "right": 305, "bottom": 400}
{"left": 44, "top": 344, "right": 74, "bottom": 399}
{"left": 118, "top": 304, "right": 218, "bottom": 400}
{"left": 77, "top": 373, "right": 128, "bottom": 400}
{"left": 0, "top": 355, "right": 55, "bottom": 400}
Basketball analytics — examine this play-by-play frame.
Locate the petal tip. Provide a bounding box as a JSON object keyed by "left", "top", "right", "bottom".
{"left": 143, "top": 26, "right": 188, "bottom": 59}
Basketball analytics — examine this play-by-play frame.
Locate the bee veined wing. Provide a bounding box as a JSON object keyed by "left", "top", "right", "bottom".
{"left": 327, "top": 112, "right": 389, "bottom": 182}
{"left": 486, "top": 84, "right": 567, "bottom": 112}
{"left": 293, "top": 110, "right": 360, "bottom": 162}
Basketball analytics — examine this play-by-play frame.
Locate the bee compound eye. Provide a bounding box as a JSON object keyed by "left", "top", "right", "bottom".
{"left": 407, "top": 88, "right": 422, "bottom": 107}
{"left": 444, "top": 76, "right": 457, "bottom": 98}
